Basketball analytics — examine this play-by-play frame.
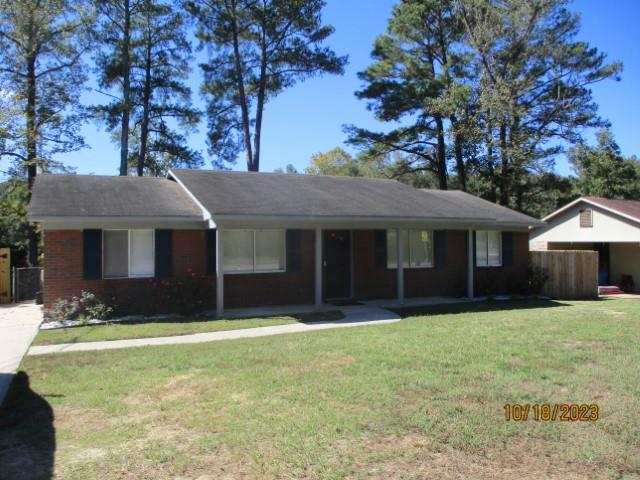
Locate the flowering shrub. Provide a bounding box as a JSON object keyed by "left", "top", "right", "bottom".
{"left": 151, "top": 269, "right": 209, "bottom": 315}
{"left": 45, "top": 291, "right": 114, "bottom": 323}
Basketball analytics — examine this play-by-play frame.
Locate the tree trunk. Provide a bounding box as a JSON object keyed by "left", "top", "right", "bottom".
{"left": 450, "top": 115, "right": 466, "bottom": 191}
{"left": 26, "top": 49, "right": 38, "bottom": 267}
{"left": 252, "top": 25, "right": 268, "bottom": 173}
{"left": 137, "top": 8, "right": 152, "bottom": 177}
{"left": 229, "top": 0, "right": 254, "bottom": 171}
{"left": 120, "top": 0, "right": 131, "bottom": 176}
{"left": 434, "top": 114, "right": 448, "bottom": 190}
{"left": 499, "top": 122, "right": 509, "bottom": 206}
{"left": 485, "top": 117, "right": 497, "bottom": 203}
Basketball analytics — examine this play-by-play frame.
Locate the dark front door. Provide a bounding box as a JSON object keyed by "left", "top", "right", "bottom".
{"left": 595, "top": 243, "right": 610, "bottom": 285}
{"left": 323, "top": 230, "right": 351, "bottom": 299}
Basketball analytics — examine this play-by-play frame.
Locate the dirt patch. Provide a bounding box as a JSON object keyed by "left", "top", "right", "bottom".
{"left": 562, "top": 340, "right": 602, "bottom": 350}
{"left": 335, "top": 435, "right": 612, "bottom": 480}
{"left": 279, "top": 352, "right": 355, "bottom": 375}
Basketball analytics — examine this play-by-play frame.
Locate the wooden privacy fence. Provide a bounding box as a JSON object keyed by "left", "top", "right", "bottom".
{"left": 530, "top": 250, "right": 598, "bottom": 299}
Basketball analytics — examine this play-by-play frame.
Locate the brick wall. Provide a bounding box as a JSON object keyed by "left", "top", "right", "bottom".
{"left": 473, "top": 232, "right": 530, "bottom": 295}
{"left": 43, "top": 229, "right": 315, "bottom": 314}
{"left": 43, "top": 228, "right": 530, "bottom": 314}
{"left": 225, "top": 230, "right": 315, "bottom": 307}
{"left": 43, "top": 230, "right": 215, "bottom": 315}
{"left": 353, "top": 230, "right": 468, "bottom": 300}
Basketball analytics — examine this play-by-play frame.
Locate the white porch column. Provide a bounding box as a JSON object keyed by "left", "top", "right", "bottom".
{"left": 397, "top": 228, "right": 404, "bottom": 304}
{"left": 315, "top": 227, "right": 322, "bottom": 307}
{"left": 467, "top": 229, "right": 474, "bottom": 299}
{"left": 216, "top": 228, "right": 224, "bottom": 317}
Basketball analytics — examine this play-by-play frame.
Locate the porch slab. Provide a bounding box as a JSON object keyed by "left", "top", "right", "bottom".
{"left": 220, "top": 303, "right": 337, "bottom": 319}
{"left": 361, "top": 296, "right": 472, "bottom": 309}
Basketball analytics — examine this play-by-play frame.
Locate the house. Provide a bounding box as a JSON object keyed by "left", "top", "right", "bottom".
{"left": 530, "top": 196, "right": 640, "bottom": 292}
{"left": 28, "top": 170, "right": 542, "bottom": 316}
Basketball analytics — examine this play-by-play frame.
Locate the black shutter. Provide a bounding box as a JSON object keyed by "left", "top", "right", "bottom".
{"left": 206, "top": 229, "right": 216, "bottom": 275}
{"left": 472, "top": 231, "right": 477, "bottom": 267}
{"left": 502, "top": 231, "right": 513, "bottom": 267}
{"left": 155, "top": 229, "right": 172, "bottom": 278}
{"left": 83, "top": 229, "right": 102, "bottom": 280}
{"left": 434, "top": 230, "right": 446, "bottom": 268}
{"left": 374, "top": 230, "right": 387, "bottom": 269}
{"left": 286, "top": 229, "right": 302, "bottom": 273}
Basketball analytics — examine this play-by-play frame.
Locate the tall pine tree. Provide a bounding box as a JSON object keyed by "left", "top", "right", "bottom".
{"left": 189, "top": 0, "right": 346, "bottom": 171}
{"left": 130, "top": 0, "right": 202, "bottom": 176}
{"left": 347, "top": 0, "right": 471, "bottom": 190}
{"left": 0, "top": 0, "right": 90, "bottom": 265}
{"left": 456, "top": 0, "right": 622, "bottom": 209}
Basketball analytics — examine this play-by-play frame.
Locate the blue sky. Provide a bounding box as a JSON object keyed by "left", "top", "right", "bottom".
{"left": 54, "top": 0, "right": 639, "bottom": 177}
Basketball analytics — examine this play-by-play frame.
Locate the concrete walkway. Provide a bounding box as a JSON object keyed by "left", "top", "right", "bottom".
{"left": 0, "top": 302, "right": 43, "bottom": 405}
{"left": 28, "top": 304, "right": 400, "bottom": 356}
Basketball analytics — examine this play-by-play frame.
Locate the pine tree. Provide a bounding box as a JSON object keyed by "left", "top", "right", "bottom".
{"left": 0, "top": 0, "right": 90, "bottom": 265}
{"left": 189, "top": 0, "right": 347, "bottom": 171}
{"left": 94, "top": 0, "right": 142, "bottom": 176}
{"left": 347, "top": 0, "right": 470, "bottom": 190}
{"left": 130, "top": 0, "right": 202, "bottom": 176}
{"left": 456, "top": 0, "right": 622, "bottom": 209}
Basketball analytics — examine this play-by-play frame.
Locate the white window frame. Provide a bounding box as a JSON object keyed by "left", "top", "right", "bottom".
{"left": 475, "top": 230, "right": 502, "bottom": 268}
{"left": 386, "top": 229, "right": 434, "bottom": 269}
{"left": 102, "top": 229, "right": 155, "bottom": 279}
{"left": 223, "top": 229, "right": 287, "bottom": 274}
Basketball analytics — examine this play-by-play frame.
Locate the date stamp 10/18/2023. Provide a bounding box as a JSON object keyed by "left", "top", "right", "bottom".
{"left": 504, "top": 403, "right": 599, "bottom": 422}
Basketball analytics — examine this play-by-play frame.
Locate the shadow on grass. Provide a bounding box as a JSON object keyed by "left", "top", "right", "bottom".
{"left": 0, "top": 372, "right": 55, "bottom": 480}
{"left": 389, "top": 299, "right": 574, "bottom": 319}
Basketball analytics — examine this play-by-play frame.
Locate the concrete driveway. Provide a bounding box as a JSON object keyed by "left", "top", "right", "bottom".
{"left": 0, "top": 302, "right": 42, "bottom": 405}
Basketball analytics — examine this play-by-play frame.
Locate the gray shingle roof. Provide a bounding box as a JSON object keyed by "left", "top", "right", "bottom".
{"left": 28, "top": 174, "right": 203, "bottom": 219}
{"left": 28, "top": 170, "right": 542, "bottom": 227}
{"left": 169, "top": 169, "right": 541, "bottom": 226}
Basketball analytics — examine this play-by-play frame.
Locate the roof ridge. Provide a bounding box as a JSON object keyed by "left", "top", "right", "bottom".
{"left": 171, "top": 168, "right": 402, "bottom": 183}
{"left": 38, "top": 173, "right": 172, "bottom": 180}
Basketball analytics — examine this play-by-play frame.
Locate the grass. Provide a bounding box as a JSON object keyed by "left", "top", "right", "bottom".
{"left": 1, "top": 299, "right": 639, "bottom": 479}
{"left": 32, "top": 310, "right": 344, "bottom": 346}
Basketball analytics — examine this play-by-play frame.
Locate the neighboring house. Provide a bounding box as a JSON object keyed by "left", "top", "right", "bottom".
{"left": 530, "top": 196, "right": 640, "bottom": 290}
{"left": 28, "top": 170, "right": 541, "bottom": 316}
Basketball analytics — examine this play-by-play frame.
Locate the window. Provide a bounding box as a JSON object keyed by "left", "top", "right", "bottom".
{"left": 476, "top": 231, "right": 501, "bottom": 267}
{"left": 103, "top": 229, "right": 154, "bottom": 278}
{"left": 223, "top": 229, "right": 286, "bottom": 273}
{"left": 386, "top": 229, "right": 433, "bottom": 268}
{"left": 579, "top": 208, "right": 593, "bottom": 228}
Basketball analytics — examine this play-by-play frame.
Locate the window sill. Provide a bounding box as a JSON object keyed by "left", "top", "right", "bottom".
{"left": 223, "top": 269, "right": 287, "bottom": 275}
{"left": 387, "top": 265, "right": 434, "bottom": 270}
{"left": 476, "top": 265, "right": 503, "bottom": 268}
{"left": 103, "top": 275, "right": 155, "bottom": 280}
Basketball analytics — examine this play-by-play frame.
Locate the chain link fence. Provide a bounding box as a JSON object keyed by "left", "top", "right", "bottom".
{"left": 14, "top": 267, "right": 43, "bottom": 302}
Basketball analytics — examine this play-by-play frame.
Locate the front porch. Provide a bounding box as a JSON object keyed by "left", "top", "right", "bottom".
{"left": 214, "top": 227, "right": 479, "bottom": 317}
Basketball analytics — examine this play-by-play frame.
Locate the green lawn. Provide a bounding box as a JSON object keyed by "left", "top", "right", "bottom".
{"left": 2, "top": 299, "right": 639, "bottom": 479}
{"left": 33, "top": 310, "right": 344, "bottom": 345}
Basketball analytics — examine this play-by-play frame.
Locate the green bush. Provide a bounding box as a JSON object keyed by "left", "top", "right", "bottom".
{"left": 45, "top": 291, "right": 114, "bottom": 323}
{"left": 528, "top": 265, "right": 550, "bottom": 295}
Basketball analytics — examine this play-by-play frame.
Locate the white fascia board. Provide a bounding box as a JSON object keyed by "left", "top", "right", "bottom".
{"left": 167, "top": 169, "right": 216, "bottom": 228}
{"left": 211, "top": 214, "right": 535, "bottom": 231}
{"left": 35, "top": 217, "right": 208, "bottom": 230}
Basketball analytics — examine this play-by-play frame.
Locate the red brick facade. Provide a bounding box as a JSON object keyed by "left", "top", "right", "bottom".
{"left": 473, "top": 232, "right": 530, "bottom": 295}
{"left": 43, "top": 228, "right": 529, "bottom": 314}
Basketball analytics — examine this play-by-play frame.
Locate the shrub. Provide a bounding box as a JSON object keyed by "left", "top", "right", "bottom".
{"left": 151, "top": 271, "right": 209, "bottom": 316}
{"left": 44, "top": 291, "right": 114, "bottom": 323}
{"left": 528, "top": 265, "right": 550, "bottom": 295}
